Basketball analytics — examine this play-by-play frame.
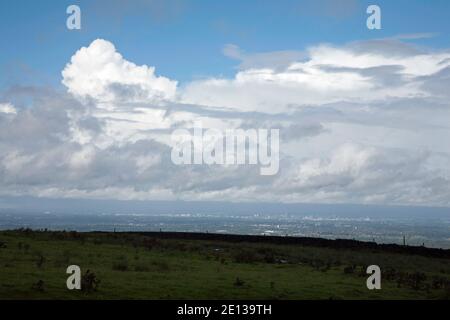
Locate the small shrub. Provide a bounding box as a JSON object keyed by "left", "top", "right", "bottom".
{"left": 256, "top": 247, "right": 277, "bottom": 264}
{"left": 409, "top": 272, "right": 427, "bottom": 290}
{"left": 234, "top": 277, "right": 245, "bottom": 287}
{"left": 81, "top": 270, "right": 100, "bottom": 293}
{"left": 31, "top": 280, "right": 45, "bottom": 292}
{"left": 357, "top": 266, "right": 367, "bottom": 277}
{"left": 34, "top": 252, "right": 46, "bottom": 268}
{"left": 264, "top": 253, "right": 276, "bottom": 264}
{"left": 432, "top": 276, "right": 448, "bottom": 290}
{"left": 311, "top": 260, "right": 325, "bottom": 271}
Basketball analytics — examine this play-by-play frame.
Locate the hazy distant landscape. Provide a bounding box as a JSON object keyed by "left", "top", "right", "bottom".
{"left": 1, "top": 210, "right": 449, "bottom": 249}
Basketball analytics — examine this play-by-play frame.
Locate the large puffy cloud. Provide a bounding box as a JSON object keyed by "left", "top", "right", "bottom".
{"left": 62, "top": 39, "right": 177, "bottom": 105}
{"left": 1, "top": 38, "right": 450, "bottom": 207}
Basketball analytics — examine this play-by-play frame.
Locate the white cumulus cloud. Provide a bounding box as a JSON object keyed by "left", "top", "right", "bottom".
{"left": 62, "top": 39, "right": 177, "bottom": 105}
{"left": 181, "top": 41, "right": 450, "bottom": 113}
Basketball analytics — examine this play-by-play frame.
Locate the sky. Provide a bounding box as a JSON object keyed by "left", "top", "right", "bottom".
{"left": 1, "top": 0, "right": 450, "bottom": 208}
{"left": 2, "top": 0, "right": 450, "bottom": 86}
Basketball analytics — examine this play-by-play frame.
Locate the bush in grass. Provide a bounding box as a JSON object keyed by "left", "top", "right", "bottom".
{"left": 311, "top": 259, "right": 325, "bottom": 271}
{"left": 31, "top": 280, "right": 45, "bottom": 292}
{"left": 256, "top": 247, "right": 277, "bottom": 264}
{"left": 81, "top": 270, "right": 100, "bottom": 293}
{"left": 34, "top": 252, "right": 46, "bottom": 268}
{"left": 432, "top": 276, "right": 449, "bottom": 290}
{"left": 234, "top": 277, "right": 245, "bottom": 287}
{"left": 409, "top": 272, "right": 427, "bottom": 290}
{"left": 357, "top": 266, "right": 367, "bottom": 277}
{"left": 263, "top": 252, "right": 276, "bottom": 264}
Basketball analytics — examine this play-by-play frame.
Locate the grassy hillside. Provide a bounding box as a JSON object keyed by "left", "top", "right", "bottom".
{"left": 0, "top": 229, "right": 449, "bottom": 300}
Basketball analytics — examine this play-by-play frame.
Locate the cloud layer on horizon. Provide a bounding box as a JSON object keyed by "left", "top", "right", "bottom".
{"left": 1, "top": 38, "right": 450, "bottom": 206}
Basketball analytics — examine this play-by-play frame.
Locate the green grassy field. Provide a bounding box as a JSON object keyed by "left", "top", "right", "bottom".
{"left": 0, "top": 229, "right": 449, "bottom": 300}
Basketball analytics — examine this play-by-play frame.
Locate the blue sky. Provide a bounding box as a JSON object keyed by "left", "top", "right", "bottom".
{"left": 1, "top": 0, "right": 450, "bottom": 88}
